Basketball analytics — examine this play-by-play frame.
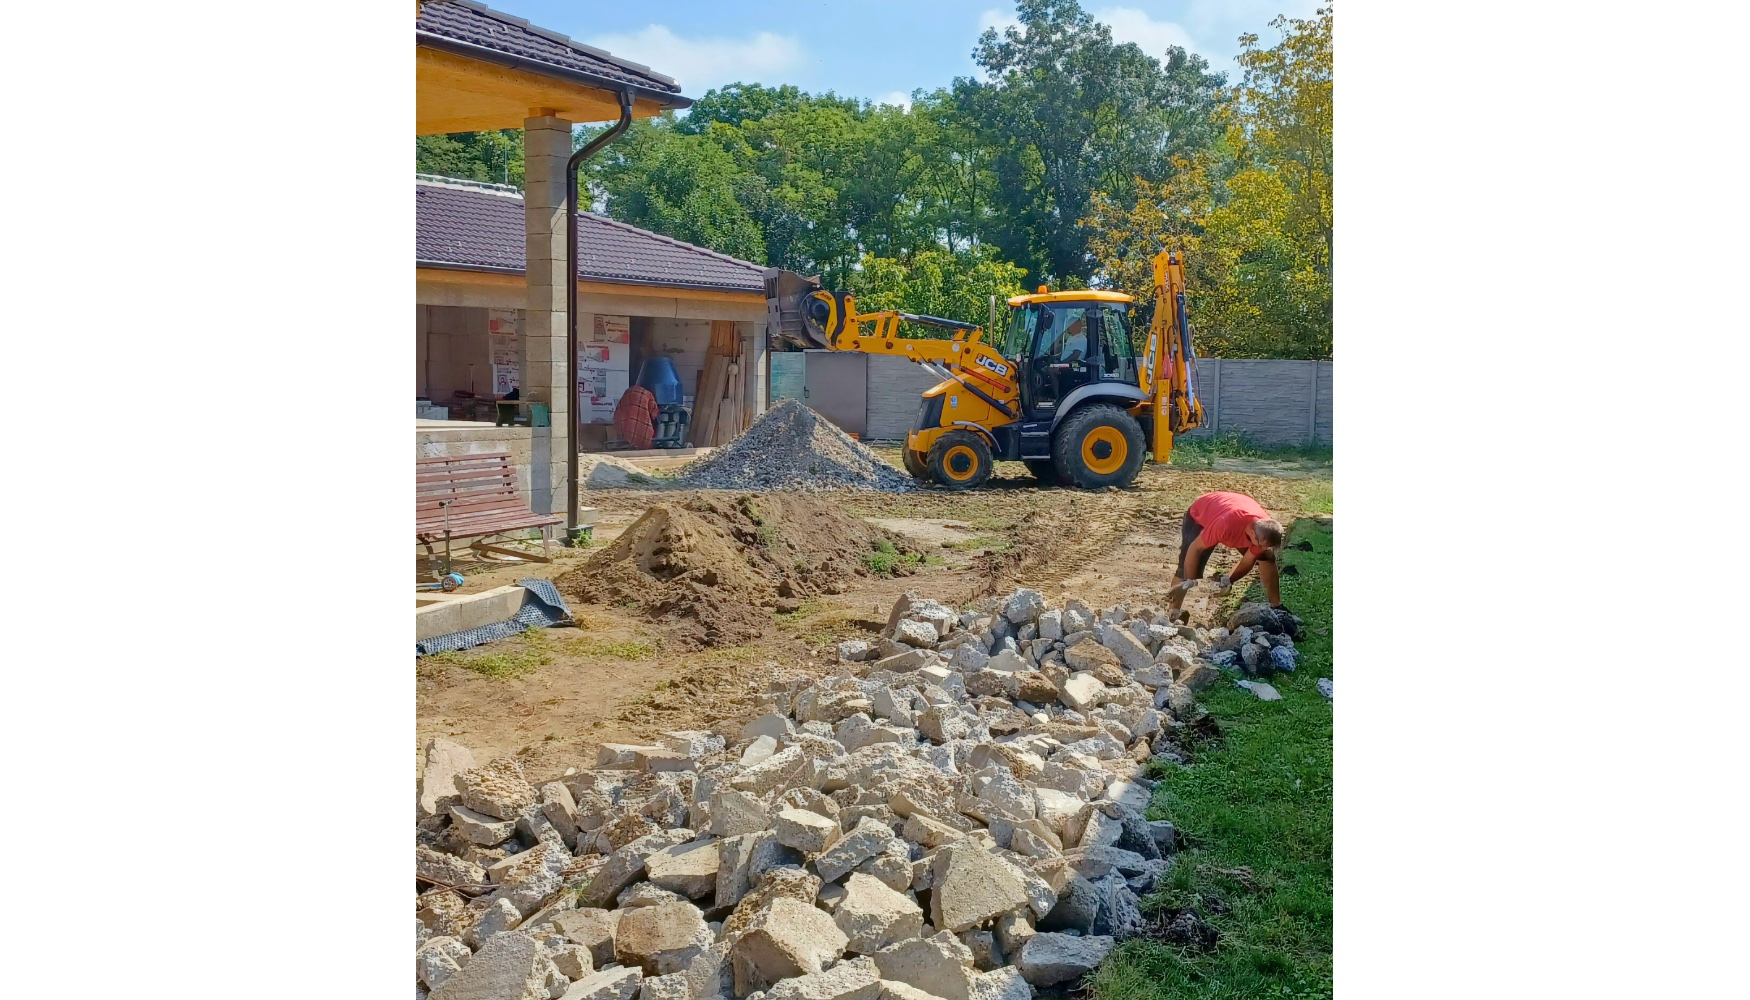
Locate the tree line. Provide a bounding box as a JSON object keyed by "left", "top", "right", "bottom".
{"left": 415, "top": 1, "right": 1332, "bottom": 360}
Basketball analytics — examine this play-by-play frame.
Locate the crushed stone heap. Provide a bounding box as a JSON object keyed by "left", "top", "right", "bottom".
{"left": 670, "top": 399, "right": 916, "bottom": 493}
{"left": 415, "top": 592, "right": 1307, "bottom": 999}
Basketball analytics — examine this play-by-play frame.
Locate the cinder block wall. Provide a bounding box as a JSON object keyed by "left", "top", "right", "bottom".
{"left": 781, "top": 350, "right": 1335, "bottom": 449}
{"left": 1184, "top": 359, "right": 1333, "bottom": 447}
{"left": 865, "top": 355, "right": 943, "bottom": 440}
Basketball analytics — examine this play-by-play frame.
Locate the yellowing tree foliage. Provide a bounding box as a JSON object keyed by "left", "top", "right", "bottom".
{"left": 1084, "top": 5, "right": 1332, "bottom": 359}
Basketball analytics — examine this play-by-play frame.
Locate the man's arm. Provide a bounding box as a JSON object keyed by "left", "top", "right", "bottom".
{"left": 1225, "top": 551, "right": 1258, "bottom": 586}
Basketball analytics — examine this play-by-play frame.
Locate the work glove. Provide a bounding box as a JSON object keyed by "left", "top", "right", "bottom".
{"left": 1212, "top": 576, "right": 1234, "bottom": 594}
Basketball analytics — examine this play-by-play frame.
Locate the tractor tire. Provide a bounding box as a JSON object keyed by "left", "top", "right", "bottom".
{"left": 902, "top": 446, "right": 930, "bottom": 481}
{"left": 927, "top": 430, "right": 994, "bottom": 490}
{"left": 1023, "top": 459, "right": 1060, "bottom": 485}
{"left": 1052, "top": 403, "right": 1147, "bottom": 489}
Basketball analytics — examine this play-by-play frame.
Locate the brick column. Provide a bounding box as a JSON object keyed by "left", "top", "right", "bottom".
{"left": 522, "top": 115, "right": 572, "bottom": 514}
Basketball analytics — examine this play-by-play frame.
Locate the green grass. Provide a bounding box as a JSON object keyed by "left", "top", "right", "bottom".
{"left": 1093, "top": 517, "right": 1334, "bottom": 1000}
{"left": 861, "top": 537, "right": 926, "bottom": 577}
{"left": 1170, "top": 431, "right": 1332, "bottom": 468}
{"left": 426, "top": 626, "right": 555, "bottom": 679}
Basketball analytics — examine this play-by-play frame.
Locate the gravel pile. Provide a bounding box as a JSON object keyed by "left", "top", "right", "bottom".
{"left": 670, "top": 399, "right": 915, "bottom": 493}
{"left": 414, "top": 592, "right": 1306, "bottom": 999}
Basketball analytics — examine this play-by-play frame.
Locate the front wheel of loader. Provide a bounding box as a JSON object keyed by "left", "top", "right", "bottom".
{"left": 928, "top": 430, "right": 993, "bottom": 490}
{"left": 902, "top": 446, "right": 930, "bottom": 481}
{"left": 1052, "top": 404, "right": 1147, "bottom": 489}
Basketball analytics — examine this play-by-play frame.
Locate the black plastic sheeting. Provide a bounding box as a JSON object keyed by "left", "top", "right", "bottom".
{"left": 416, "top": 578, "right": 575, "bottom": 657}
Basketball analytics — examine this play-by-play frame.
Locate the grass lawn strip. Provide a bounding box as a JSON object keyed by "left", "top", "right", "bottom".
{"left": 1092, "top": 516, "right": 1334, "bottom": 1000}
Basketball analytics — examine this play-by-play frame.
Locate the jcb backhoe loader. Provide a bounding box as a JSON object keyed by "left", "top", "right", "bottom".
{"left": 762, "top": 251, "right": 1205, "bottom": 490}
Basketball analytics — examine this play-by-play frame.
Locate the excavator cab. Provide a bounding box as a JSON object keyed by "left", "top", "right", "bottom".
{"left": 1001, "top": 292, "right": 1140, "bottom": 423}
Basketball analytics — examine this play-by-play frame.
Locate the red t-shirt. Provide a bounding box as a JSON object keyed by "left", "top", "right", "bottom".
{"left": 1188, "top": 492, "right": 1270, "bottom": 556}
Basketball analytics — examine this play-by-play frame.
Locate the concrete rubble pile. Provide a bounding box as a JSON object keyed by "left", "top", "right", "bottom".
{"left": 415, "top": 587, "right": 1266, "bottom": 1000}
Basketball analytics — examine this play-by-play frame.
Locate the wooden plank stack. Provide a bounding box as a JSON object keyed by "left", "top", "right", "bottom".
{"left": 692, "top": 321, "right": 752, "bottom": 447}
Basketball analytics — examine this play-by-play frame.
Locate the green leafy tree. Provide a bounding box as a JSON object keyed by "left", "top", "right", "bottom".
{"left": 845, "top": 246, "right": 1028, "bottom": 333}
{"left": 416, "top": 130, "right": 524, "bottom": 187}
{"left": 950, "top": 0, "right": 1225, "bottom": 284}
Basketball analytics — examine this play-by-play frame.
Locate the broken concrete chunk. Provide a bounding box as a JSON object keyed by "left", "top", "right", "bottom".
{"left": 1014, "top": 933, "right": 1114, "bottom": 988}
{"left": 776, "top": 808, "right": 841, "bottom": 853}
{"left": 969, "top": 967, "right": 1031, "bottom": 1000}
{"left": 421, "top": 738, "right": 477, "bottom": 818}
{"left": 730, "top": 896, "right": 849, "bottom": 995}
{"left": 417, "top": 936, "right": 473, "bottom": 991}
{"left": 561, "top": 965, "right": 644, "bottom": 1000}
{"left": 1003, "top": 590, "right": 1046, "bottom": 625}
{"left": 895, "top": 619, "right": 940, "bottom": 650}
{"left": 550, "top": 944, "right": 595, "bottom": 982}
{"left": 763, "top": 960, "right": 883, "bottom": 1000}
{"left": 615, "top": 901, "right": 714, "bottom": 976}
{"left": 1097, "top": 627, "right": 1153, "bottom": 672}
{"left": 580, "top": 829, "right": 694, "bottom": 909}
{"left": 816, "top": 816, "right": 902, "bottom": 883}
{"left": 840, "top": 640, "right": 876, "bottom": 663}
{"left": 638, "top": 974, "right": 692, "bottom": 1000}
{"left": 418, "top": 845, "right": 489, "bottom": 895}
{"left": 875, "top": 648, "right": 935, "bottom": 674}
{"left": 872, "top": 931, "right": 978, "bottom": 1000}
{"left": 929, "top": 844, "right": 1030, "bottom": 934}
{"left": 1055, "top": 673, "right": 1104, "bottom": 714}
{"left": 834, "top": 872, "right": 925, "bottom": 954}
{"left": 645, "top": 840, "right": 723, "bottom": 901}
{"left": 431, "top": 928, "right": 549, "bottom": 1000}
{"left": 553, "top": 909, "right": 620, "bottom": 968}
{"left": 449, "top": 803, "right": 518, "bottom": 846}
{"left": 455, "top": 756, "right": 539, "bottom": 822}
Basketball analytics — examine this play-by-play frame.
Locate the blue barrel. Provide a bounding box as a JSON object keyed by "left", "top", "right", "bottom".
{"left": 637, "top": 356, "right": 684, "bottom": 406}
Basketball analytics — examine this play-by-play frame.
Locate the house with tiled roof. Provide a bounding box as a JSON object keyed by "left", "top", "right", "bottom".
{"left": 415, "top": 175, "right": 769, "bottom": 447}
{"left": 416, "top": 1, "right": 769, "bottom": 515}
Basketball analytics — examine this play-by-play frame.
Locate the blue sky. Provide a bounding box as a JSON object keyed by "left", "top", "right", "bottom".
{"left": 493, "top": 1, "right": 1323, "bottom": 109}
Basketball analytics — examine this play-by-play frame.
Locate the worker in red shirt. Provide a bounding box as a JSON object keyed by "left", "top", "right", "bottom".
{"left": 1168, "top": 491, "right": 1286, "bottom": 616}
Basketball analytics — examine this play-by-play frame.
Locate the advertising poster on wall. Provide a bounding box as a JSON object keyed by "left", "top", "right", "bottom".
{"left": 592, "top": 314, "right": 630, "bottom": 345}
{"left": 578, "top": 324, "right": 629, "bottom": 424}
{"left": 488, "top": 309, "right": 519, "bottom": 365}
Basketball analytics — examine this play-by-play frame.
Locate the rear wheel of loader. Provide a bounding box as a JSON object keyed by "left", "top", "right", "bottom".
{"left": 902, "top": 446, "right": 930, "bottom": 481}
{"left": 1023, "top": 460, "right": 1060, "bottom": 485}
{"left": 1053, "top": 404, "right": 1147, "bottom": 489}
{"left": 927, "top": 430, "right": 993, "bottom": 490}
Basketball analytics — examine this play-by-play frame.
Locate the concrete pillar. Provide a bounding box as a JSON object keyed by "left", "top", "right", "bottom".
{"left": 521, "top": 114, "right": 572, "bottom": 513}
{"left": 741, "top": 321, "right": 766, "bottom": 423}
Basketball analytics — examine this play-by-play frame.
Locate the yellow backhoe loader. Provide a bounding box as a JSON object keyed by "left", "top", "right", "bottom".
{"left": 762, "top": 251, "right": 1205, "bottom": 490}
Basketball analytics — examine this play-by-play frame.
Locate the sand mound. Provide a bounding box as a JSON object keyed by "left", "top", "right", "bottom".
{"left": 579, "top": 453, "right": 662, "bottom": 488}
{"left": 557, "top": 493, "right": 919, "bottom": 647}
{"left": 670, "top": 398, "right": 914, "bottom": 492}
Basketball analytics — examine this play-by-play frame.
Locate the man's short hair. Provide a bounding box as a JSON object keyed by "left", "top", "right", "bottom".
{"left": 1253, "top": 518, "right": 1284, "bottom": 548}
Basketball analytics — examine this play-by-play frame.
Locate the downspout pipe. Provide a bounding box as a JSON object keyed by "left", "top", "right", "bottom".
{"left": 566, "top": 90, "right": 635, "bottom": 536}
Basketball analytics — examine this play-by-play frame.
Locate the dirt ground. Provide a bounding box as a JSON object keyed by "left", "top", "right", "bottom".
{"left": 415, "top": 456, "right": 1333, "bottom": 782}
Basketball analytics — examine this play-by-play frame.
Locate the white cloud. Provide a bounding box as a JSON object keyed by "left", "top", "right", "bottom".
{"left": 874, "top": 90, "right": 914, "bottom": 110}
{"left": 585, "top": 25, "right": 801, "bottom": 95}
{"left": 978, "top": 8, "right": 1021, "bottom": 36}
{"left": 1095, "top": 7, "right": 1196, "bottom": 58}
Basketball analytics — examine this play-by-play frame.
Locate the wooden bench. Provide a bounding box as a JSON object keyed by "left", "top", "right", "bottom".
{"left": 417, "top": 452, "right": 562, "bottom": 569}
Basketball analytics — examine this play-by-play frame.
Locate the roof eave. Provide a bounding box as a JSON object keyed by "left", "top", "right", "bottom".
{"left": 417, "top": 260, "right": 760, "bottom": 296}
{"left": 415, "top": 32, "right": 694, "bottom": 111}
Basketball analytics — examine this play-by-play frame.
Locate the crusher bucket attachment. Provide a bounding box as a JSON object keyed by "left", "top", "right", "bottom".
{"left": 763, "top": 268, "right": 831, "bottom": 350}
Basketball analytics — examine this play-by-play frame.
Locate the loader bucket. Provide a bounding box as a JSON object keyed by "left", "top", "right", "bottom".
{"left": 762, "top": 268, "right": 831, "bottom": 350}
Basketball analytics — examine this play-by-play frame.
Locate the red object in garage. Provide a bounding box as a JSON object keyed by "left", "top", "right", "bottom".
{"left": 613, "top": 386, "right": 658, "bottom": 449}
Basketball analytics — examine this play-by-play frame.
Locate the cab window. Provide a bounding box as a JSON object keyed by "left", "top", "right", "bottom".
{"left": 1037, "top": 306, "right": 1091, "bottom": 364}
{"left": 1001, "top": 305, "right": 1035, "bottom": 361}
{"left": 1096, "top": 305, "right": 1135, "bottom": 378}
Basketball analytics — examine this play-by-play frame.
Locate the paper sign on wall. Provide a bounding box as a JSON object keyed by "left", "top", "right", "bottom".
{"left": 592, "top": 315, "right": 631, "bottom": 344}
{"left": 492, "top": 365, "right": 518, "bottom": 396}
{"left": 488, "top": 309, "right": 519, "bottom": 365}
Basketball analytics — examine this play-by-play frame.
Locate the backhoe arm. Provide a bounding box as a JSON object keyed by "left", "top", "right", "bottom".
{"left": 1142, "top": 251, "right": 1205, "bottom": 461}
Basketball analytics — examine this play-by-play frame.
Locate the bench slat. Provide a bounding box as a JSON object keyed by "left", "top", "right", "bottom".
{"left": 416, "top": 452, "right": 557, "bottom": 545}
